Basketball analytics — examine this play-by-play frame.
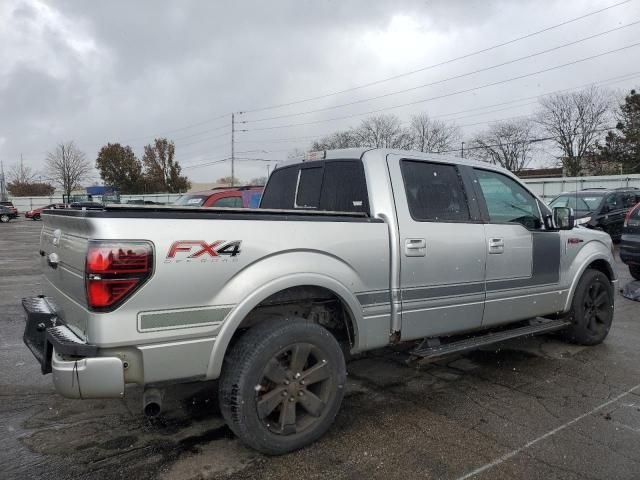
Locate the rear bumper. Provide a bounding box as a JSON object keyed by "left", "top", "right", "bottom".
{"left": 22, "top": 296, "right": 125, "bottom": 399}
{"left": 51, "top": 349, "right": 124, "bottom": 399}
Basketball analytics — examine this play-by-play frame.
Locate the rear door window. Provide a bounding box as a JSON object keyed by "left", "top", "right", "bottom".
{"left": 401, "top": 160, "right": 471, "bottom": 222}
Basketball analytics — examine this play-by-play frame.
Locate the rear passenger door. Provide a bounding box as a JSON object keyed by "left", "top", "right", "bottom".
{"left": 387, "top": 155, "right": 486, "bottom": 341}
{"left": 472, "top": 168, "right": 562, "bottom": 327}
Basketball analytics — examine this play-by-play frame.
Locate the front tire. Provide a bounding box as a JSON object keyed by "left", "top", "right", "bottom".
{"left": 33, "top": 214, "right": 41, "bottom": 221}
{"left": 630, "top": 265, "right": 640, "bottom": 281}
{"left": 562, "top": 269, "right": 613, "bottom": 345}
{"left": 219, "top": 317, "right": 346, "bottom": 455}
{"left": 0, "top": 214, "right": 9, "bottom": 223}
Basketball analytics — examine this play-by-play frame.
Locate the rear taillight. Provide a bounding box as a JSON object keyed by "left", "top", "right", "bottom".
{"left": 624, "top": 202, "right": 640, "bottom": 228}
{"left": 85, "top": 241, "right": 153, "bottom": 311}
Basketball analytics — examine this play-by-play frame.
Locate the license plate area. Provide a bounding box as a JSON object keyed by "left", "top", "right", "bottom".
{"left": 22, "top": 296, "right": 57, "bottom": 374}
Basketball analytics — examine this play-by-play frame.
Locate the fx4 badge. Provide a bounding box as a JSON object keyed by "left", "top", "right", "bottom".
{"left": 166, "top": 240, "right": 241, "bottom": 263}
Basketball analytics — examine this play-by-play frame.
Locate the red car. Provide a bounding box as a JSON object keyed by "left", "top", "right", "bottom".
{"left": 25, "top": 203, "right": 68, "bottom": 220}
{"left": 173, "top": 186, "right": 264, "bottom": 208}
{"left": 0, "top": 201, "right": 18, "bottom": 219}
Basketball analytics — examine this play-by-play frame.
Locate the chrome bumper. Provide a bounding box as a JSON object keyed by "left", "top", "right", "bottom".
{"left": 52, "top": 349, "right": 125, "bottom": 399}
{"left": 22, "top": 296, "right": 125, "bottom": 399}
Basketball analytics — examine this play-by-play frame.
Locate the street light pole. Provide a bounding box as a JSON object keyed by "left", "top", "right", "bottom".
{"left": 231, "top": 113, "right": 235, "bottom": 187}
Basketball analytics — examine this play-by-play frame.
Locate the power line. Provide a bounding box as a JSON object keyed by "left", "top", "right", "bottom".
{"left": 117, "top": 112, "right": 232, "bottom": 144}
{"left": 440, "top": 125, "right": 617, "bottom": 154}
{"left": 243, "top": 42, "right": 640, "bottom": 132}
{"left": 223, "top": 71, "right": 640, "bottom": 157}
{"left": 239, "top": 0, "right": 633, "bottom": 115}
{"left": 242, "top": 20, "right": 640, "bottom": 124}
{"left": 171, "top": 130, "right": 231, "bottom": 148}
{"left": 181, "top": 156, "right": 277, "bottom": 171}
{"left": 181, "top": 157, "right": 230, "bottom": 170}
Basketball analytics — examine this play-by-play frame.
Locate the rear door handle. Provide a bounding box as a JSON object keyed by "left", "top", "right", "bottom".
{"left": 488, "top": 238, "right": 504, "bottom": 254}
{"left": 405, "top": 238, "right": 426, "bottom": 257}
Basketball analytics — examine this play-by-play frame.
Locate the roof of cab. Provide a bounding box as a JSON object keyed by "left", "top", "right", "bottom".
{"left": 279, "top": 147, "right": 507, "bottom": 173}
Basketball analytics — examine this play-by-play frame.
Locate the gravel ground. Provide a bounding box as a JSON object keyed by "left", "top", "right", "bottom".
{"left": 1, "top": 216, "right": 640, "bottom": 480}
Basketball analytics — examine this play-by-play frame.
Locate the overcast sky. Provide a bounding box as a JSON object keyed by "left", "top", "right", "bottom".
{"left": 1, "top": 0, "right": 639, "bottom": 185}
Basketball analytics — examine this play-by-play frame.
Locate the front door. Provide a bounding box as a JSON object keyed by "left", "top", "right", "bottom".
{"left": 472, "top": 168, "right": 562, "bottom": 326}
{"left": 387, "top": 154, "right": 487, "bottom": 341}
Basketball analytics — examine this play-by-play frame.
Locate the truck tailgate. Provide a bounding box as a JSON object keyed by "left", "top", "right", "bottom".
{"left": 40, "top": 214, "right": 92, "bottom": 337}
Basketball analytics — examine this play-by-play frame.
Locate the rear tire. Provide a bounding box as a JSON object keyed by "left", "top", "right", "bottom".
{"left": 630, "top": 265, "right": 640, "bottom": 281}
{"left": 0, "top": 214, "right": 9, "bottom": 223}
{"left": 219, "top": 317, "right": 346, "bottom": 455}
{"left": 561, "top": 269, "right": 613, "bottom": 345}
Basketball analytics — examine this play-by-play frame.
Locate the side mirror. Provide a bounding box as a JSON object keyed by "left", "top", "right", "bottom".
{"left": 553, "top": 206, "right": 574, "bottom": 230}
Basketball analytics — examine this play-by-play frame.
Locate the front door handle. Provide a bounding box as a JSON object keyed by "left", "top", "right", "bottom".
{"left": 488, "top": 237, "right": 504, "bottom": 254}
{"left": 405, "top": 238, "right": 426, "bottom": 257}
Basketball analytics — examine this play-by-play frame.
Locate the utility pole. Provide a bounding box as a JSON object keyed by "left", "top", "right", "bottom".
{"left": 0, "top": 160, "right": 7, "bottom": 202}
{"left": 231, "top": 113, "right": 235, "bottom": 187}
{"left": 461, "top": 141, "right": 465, "bottom": 158}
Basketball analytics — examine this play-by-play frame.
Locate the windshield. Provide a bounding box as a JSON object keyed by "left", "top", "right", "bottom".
{"left": 173, "top": 194, "right": 210, "bottom": 206}
{"left": 550, "top": 193, "right": 604, "bottom": 211}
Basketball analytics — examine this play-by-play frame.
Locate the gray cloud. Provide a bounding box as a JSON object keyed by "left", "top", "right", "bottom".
{"left": 1, "top": 0, "right": 639, "bottom": 184}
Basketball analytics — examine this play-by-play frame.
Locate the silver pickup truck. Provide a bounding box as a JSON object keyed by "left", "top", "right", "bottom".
{"left": 23, "top": 148, "right": 617, "bottom": 454}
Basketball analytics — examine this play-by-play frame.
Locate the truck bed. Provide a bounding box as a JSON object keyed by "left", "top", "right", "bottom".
{"left": 45, "top": 204, "right": 379, "bottom": 222}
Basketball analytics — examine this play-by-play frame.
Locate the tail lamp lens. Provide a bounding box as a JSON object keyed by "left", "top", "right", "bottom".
{"left": 624, "top": 202, "right": 640, "bottom": 228}
{"left": 86, "top": 241, "right": 153, "bottom": 310}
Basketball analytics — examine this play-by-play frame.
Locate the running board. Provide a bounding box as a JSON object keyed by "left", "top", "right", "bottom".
{"left": 410, "top": 319, "right": 571, "bottom": 360}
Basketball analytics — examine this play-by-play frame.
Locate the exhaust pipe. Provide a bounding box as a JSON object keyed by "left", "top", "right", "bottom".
{"left": 143, "top": 388, "right": 163, "bottom": 417}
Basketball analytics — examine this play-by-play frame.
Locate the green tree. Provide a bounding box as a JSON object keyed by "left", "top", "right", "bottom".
{"left": 141, "top": 138, "right": 190, "bottom": 193}
{"left": 597, "top": 89, "right": 640, "bottom": 173}
{"left": 96, "top": 143, "right": 144, "bottom": 194}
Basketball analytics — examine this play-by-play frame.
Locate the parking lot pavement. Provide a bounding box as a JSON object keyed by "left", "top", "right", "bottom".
{"left": 2, "top": 217, "right": 640, "bottom": 480}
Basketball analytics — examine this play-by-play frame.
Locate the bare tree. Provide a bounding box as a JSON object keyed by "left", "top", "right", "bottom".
{"left": 8, "top": 156, "right": 36, "bottom": 185}
{"left": 408, "top": 113, "right": 462, "bottom": 153}
{"left": 215, "top": 176, "right": 240, "bottom": 186}
{"left": 249, "top": 176, "right": 267, "bottom": 186}
{"left": 45, "top": 141, "right": 92, "bottom": 198}
{"left": 352, "top": 114, "right": 411, "bottom": 149}
{"left": 536, "top": 87, "right": 612, "bottom": 176}
{"left": 287, "top": 148, "right": 306, "bottom": 161}
{"left": 311, "top": 130, "right": 359, "bottom": 150}
{"left": 468, "top": 119, "right": 537, "bottom": 172}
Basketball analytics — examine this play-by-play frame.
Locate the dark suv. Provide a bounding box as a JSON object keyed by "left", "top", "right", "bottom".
{"left": 549, "top": 187, "right": 640, "bottom": 242}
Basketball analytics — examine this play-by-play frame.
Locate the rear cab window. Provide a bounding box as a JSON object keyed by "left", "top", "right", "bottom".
{"left": 261, "top": 160, "right": 370, "bottom": 214}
